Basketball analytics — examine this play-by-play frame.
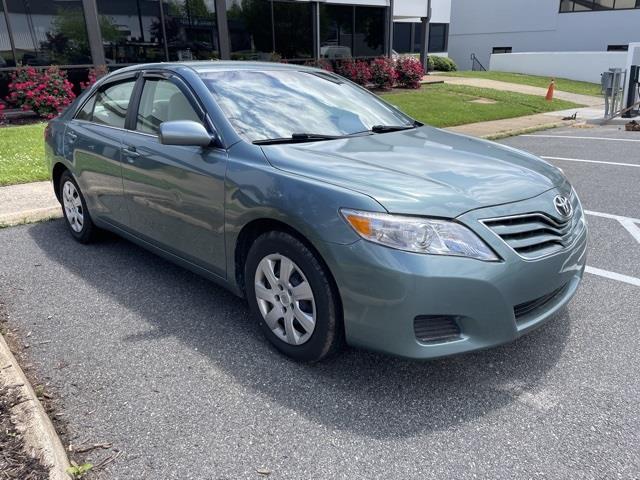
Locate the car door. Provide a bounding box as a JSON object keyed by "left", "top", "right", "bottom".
{"left": 120, "top": 72, "right": 228, "bottom": 277}
{"left": 63, "top": 75, "right": 138, "bottom": 228}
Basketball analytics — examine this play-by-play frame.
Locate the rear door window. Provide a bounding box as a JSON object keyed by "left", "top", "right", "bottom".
{"left": 87, "top": 80, "right": 136, "bottom": 129}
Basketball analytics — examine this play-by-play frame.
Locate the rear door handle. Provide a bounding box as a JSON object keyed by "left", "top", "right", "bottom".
{"left": 66, "top": 131, "right": 77, "bottom": 142}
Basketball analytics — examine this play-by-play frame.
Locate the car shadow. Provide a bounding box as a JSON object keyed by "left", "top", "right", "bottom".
{"left": 28, "top": 220, "right": 571, "bottom": 439}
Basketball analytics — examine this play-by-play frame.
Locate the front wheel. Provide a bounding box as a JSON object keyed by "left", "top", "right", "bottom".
{"left": 245, "top": 231, "right": 343, "bottom": 362}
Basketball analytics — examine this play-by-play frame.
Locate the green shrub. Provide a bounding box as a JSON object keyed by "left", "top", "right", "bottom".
{"left": 428, "top": 56, "right": 457, "bottom": 72}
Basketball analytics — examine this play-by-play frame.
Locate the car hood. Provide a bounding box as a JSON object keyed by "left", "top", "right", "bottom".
{"left": 259, "top": 126, "right": 567, "bottom": 217}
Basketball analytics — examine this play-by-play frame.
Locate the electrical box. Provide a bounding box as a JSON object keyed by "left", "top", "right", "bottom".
{"left": 623, "top": 65, "right": 640, "bottom": 118}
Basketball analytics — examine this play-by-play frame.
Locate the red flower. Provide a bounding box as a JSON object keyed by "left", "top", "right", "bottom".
{"left": 5, "top": 66, "right": 76, "bottom": 118}
{"left": 370, "top": 57, "right": 398, "bottom": 90}
{"left": 395, "top": 57, "right": 425, "bottom": 89}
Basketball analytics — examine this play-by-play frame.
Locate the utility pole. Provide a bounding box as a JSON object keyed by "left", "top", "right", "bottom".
{"left": 419, "top": 0, "right": 431, "bottom": 72}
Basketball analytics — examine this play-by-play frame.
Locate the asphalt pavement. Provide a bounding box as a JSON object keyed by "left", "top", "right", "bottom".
{"left": 0, "top": 124, "right": 639, "bottom": 479}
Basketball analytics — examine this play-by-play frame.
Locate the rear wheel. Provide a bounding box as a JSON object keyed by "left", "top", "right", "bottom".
{"left": 59, "top": 171, "right": 97, "bottom": 244}
{"left": 245, "top": 231, "right": 342, "bottom": 362}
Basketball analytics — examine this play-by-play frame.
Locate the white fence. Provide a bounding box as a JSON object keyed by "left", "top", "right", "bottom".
{"left": 489, "top": 52, "right": 628, "bottom": 84}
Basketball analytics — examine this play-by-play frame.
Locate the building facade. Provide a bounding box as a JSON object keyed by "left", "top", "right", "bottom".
{"left": 393, "top": 0, "right": 450, "bottom": 56}
{"left": 0, "top": 0, "right": 446, "bottom": 95}
{"left": 448, "top": 0, "right": 640, "bottom": 71}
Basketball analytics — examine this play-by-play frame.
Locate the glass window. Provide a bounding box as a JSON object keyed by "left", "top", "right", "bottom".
{"left": 320, "top": 4, "right": 354, "bottom": 59}
{"left": 96, "top": 0, "right": 166, "bottom": 64}
{"left": 392, "top": 23, "right": 412, "bottom": 54}
{"left": 161, "top": 0, "right": 218, "bottom": 61}
{"left": 0, "top": 3, "right": 15, "bottom": 67}
{"left": 273, "top": 1, "right": 313, "bottom": 61}
{"left": 607, "top": 44, "right": 629, "bottom": 51}
{"left": 429, "top": 24, "right": 448, "bottom": 53}
{"left": 5, "top": 0, "right": 91, "bottom": 66}
{"left": 560, "top": 0, "right": 640, "bottom": 10}
{"left": 226, "top": 0, "right": 273, "bottom": 61}
{"left": 614, "top": 0, "right": 637, "bottom": 8}
{"left": 76, "top": 94, "right": 97, "bottom": 121}
{"left": 572, "top": 1, "right": 594, "bottom": 10}
{"left": 413, "top": 22, "right": 422, "bottom": 52}
{"left": 593, "top": 0, "right": 614, "bottom": 8}
{"left": 354, "top": 6, "right": 385, "bottom": 58}
{"left": 136, "top": 78, "right": 201, "bottom": 134}
{"left": 200, "top": 69, "right": 413, "bottom": 142}
{"left": 560, "top": 0, "right": 574, "bottom": 11}
{"left": 92, "top": 80, "right": 136, "bottom": 128}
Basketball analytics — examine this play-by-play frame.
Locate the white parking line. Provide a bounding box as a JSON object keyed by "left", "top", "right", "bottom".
{"left": 585, "top": 210, "right": 640, "bottom": 244}
{"left": 541, "top": 156, "right": 640, "bottom": 168}
{"left": 585, "top": 210, "right": 640, "bottom": 223}
{"left": 523, "top": 134, "right": 640, "bottom": 143}
{"left": 586, "top": 266, "right": 640, "bottom": 287}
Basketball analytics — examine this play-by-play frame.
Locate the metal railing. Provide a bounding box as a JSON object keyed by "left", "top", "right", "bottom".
{"left": 471, "top": 53, "right": 487, "bottom": 72}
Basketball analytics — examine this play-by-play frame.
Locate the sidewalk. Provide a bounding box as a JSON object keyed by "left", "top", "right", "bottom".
{"left": 0, "top": 181, "right": 60, "bottom": 227}
{"left": 426, "top": 75, "right": 604, "bottom": 107}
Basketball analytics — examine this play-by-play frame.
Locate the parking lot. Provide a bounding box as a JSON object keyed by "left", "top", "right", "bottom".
{"left": 0, "top": 124, "right": 639, "bottom": 479}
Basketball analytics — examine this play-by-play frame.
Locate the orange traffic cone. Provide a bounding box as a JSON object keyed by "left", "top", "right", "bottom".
{"left": 545, "top": 79, "right": 555, "bottom": 102}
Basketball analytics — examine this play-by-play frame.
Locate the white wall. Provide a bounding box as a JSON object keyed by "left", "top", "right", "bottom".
{"left": 393, "top": 0, "right": 450, "bottom": 23}
{"left": 448, "top": 0, "right": 640, "bottom": 72}
{"left": 489, "top": 51, "right": 628, "bottom": 83}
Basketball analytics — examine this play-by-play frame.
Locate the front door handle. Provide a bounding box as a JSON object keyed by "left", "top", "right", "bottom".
{"left": 122, "top": 146, "right": 140, "bottom": 162}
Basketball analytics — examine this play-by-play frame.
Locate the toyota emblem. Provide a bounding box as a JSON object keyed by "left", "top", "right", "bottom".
{"left": 554, "top": 195, "right": 572, "bottom": 217}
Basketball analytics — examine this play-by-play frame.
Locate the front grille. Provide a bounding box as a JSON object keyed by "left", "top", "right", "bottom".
{"left": 514, "top": 284, "right": 567, "bottom": 321}
{"left": 481, "top": 198, "right": 584, "bottom": 260}
{"left": 414, "top": 315, "right": 461, "bottom": 343}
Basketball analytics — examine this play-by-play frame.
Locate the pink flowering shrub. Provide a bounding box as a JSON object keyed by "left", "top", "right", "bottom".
{"left": 0, "top": 102, "right": 5, "bottom": 122}
{"left": 80, "top": 65, "right": 108, "bottom": 91}
{"left": 316, "top": 59, "right": 334, "bottom": 73}
{"left": 395, "top": 56, "right": 425, "bottom": 89}
{"left": 336, "top": 59, "right": 372, "bottom": 87}
{"left": 369, "top": 57, "right": 397, "bottom": 90}
{"left": 6, "top": 66, "right": 76, "bottom": 119}
{"left": 304, "top": 59, "right": 334, "bottom": 73}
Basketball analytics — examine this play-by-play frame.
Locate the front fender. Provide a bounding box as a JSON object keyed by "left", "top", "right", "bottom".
{"left": 224, "top": 142, "right": 385, "bottom": 293}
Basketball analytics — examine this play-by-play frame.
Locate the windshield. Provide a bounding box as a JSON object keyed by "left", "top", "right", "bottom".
{"left": 199, "top": 69, "right": 414, "bottom": 143}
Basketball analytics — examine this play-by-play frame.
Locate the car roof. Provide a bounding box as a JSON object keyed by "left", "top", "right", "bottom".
{"left": 114, "top": 60, "right": 322, "bottom": 76}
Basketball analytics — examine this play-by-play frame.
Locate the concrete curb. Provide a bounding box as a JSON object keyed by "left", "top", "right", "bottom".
{"left": 0, "top": 181, "right": 61, "bottom": 228}
{"left": 0, "top": 207, "right": 62, "bottom": 228}
{"left": 0, "top": 333, "right": 71, "bottom": 480}
{"left": 446, "top": 120, "right": 577, "bottom": 141}
{"left": 481, "top": 120, "right": 578, "bottom": 140}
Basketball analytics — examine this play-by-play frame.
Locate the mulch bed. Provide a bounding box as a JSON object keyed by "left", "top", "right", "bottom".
{"left": 0, "top": 385, "right": 50, "bottom": 480}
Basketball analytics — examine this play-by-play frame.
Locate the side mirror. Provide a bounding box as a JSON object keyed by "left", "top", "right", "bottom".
{"left": 159, "top": 120, "right": 215, "bottom": 147}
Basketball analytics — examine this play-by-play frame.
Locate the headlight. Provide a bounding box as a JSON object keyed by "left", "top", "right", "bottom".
{"left": 340, "top": 209, "right": 499, "bottom": 261}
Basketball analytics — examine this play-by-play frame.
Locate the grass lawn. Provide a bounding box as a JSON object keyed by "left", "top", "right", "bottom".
{"left": 381, "top": 84, "right": 582, "bottom": 128}
{"left": 0, "top": 123, "right": 48, "bottom": 186}
{"left": 0, "top": 85, "right": 581, "bottom": 186}
{"left": 440, "top": 71, "right": 602, "bottom": 97}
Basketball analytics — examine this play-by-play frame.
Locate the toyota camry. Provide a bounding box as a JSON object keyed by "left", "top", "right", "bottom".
{"left": 45, "top": 62, "right": 587, "bottom": 362}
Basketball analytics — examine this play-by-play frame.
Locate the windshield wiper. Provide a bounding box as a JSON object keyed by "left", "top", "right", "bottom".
{"left": 371, "top": 124, "right": 417, "bottom": 134}
{"left": 253, "top": 133, "right": 349, "bottom": 145}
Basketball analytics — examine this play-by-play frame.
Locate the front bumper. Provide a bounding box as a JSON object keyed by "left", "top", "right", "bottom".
{"left": 318, "top": 189, "right": 587, "bottom": 359}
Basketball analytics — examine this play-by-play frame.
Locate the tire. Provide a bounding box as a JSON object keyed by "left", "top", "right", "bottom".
{"left": 59, "top": 170, "right": 97, "bottom": 244}
{"left": 245, "top": 231, "right": 343, "bottom": 362}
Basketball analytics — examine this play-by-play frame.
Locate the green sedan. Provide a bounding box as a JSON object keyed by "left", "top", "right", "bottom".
{"left": 45, "top": 61, "right": 587, "bottom": 362}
